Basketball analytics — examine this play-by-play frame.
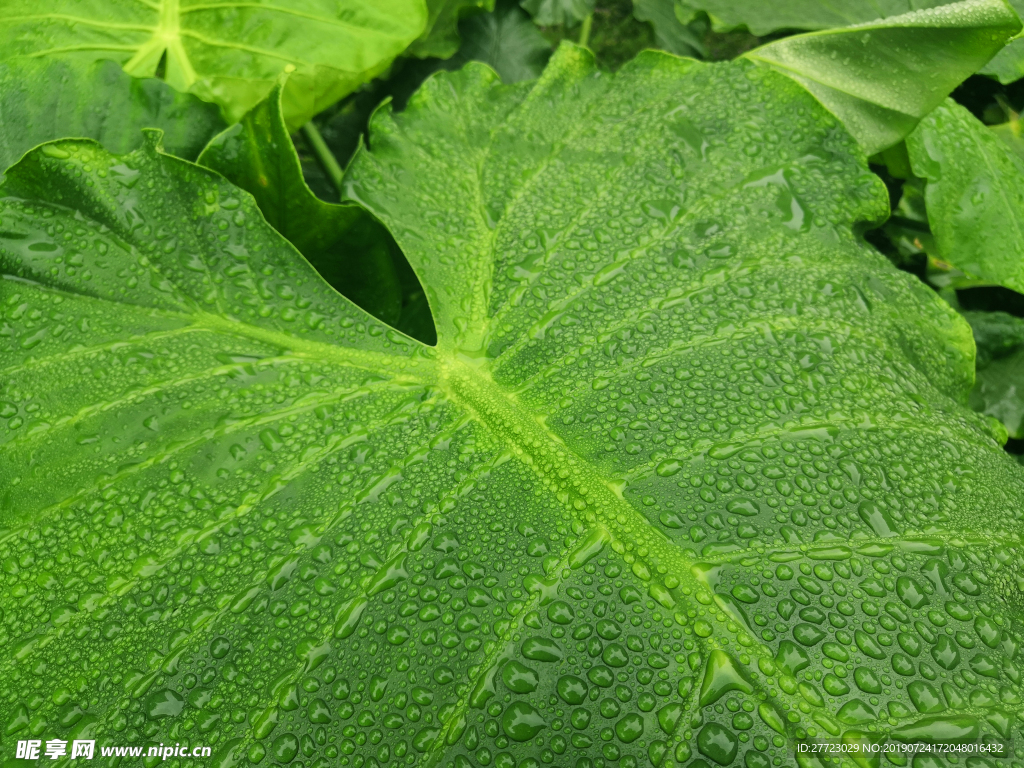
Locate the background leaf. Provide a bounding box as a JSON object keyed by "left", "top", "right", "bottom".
{"left": 197, "top": 84, "right": 435, "bottom": 343}
{"left": 521, "top": 0, "right": 596, "bottom": 24}
{"left": 965, "top": 311, "right": 1024, "bottom": 436}
{"left": 0, "top": 0, "right": 429, "bottom": 126}
{"left": 408, "top": 0, "right": 497, "bottom": 58}
{"left": 907, "top": 98, "right": 1024, "bottom": 291}
{"left": 3, "top": 39, "right": 1024, "bottom": 768}
{"left": 455, "top": 0, "right": 556, "bottom": 81}
{"left": 676, "top": 0, "right": 1024, "bottom": 84}
{"left": 632, "top": 0, "right": 707, "bottom": 56}
{"left": 744, "top": 0, "right": 1023, "bottom": 155}
{"left": 0, "top": 58, "right": 224, "bottom": 171}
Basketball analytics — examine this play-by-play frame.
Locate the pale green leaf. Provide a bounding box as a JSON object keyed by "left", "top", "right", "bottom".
{"left": 965, "top": 311, "right": 1024, "bottom": 437}
{"left": 907, "top": 98, "right": 1024, "bottom": 292}
{"left": 1, "top": 44, "right": 1021, "bottom": 768}
{"left": 991, "top": 116, "right": 1024, "bottom": 160}
{"left": 744, "top": 0, "right": 1022, "bottom": 155}
{"left": 0, "top": 58, "right": 224, "bottom": 171}
{"left": 0, "top": 0, "right": 429, "bottom": 127}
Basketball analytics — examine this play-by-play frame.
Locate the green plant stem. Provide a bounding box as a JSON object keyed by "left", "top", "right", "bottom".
{"left": 302, "top": 121, "right": 345, "bottom": 197}
{"left": 578, "top": 13, "right": 593, "bottom": 48}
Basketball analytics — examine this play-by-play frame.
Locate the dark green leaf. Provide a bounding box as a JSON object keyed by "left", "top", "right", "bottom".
{"left": 458, "top": 0, "right": 555, "bottom": 81}
{"left": 1, "top": 43, "right": 1020, "bottom": 768}
{"left": 521, "top": 0, "right": 594, "bottom": 25}
{"left": 409, "top": 0, "right": 497, "bottom": 59}
{"left": 964, "top": 311, "right": 1024, "bottom": 436}
{"left": 907, "top": 98, "right": 1024, "bottom": 291}
{"left": 745, "top": 0, "right": 1022, "bottom": 154}
{"left": 198, "top": 84, "right": 433, "bottom": 342}
{"left": 0, "top": 0, "right": 428, "bottom": 126}
{"left": 964, "top": 309, "right": 1024, "bottom": 365}
{"left": 633, "top": 0, "right": 708, "bottom": 56}
{"left": 0, "top": 58, "right": 224, "bottom": 171}
{"left": 970, "top": 348, "right": 1024, "bottom": 437}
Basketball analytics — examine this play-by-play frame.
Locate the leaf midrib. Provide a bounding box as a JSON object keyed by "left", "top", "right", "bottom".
{"left": 432, "top": 356, "right": 830, "bottom": 751}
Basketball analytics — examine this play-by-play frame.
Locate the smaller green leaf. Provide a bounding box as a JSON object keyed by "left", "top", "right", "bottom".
{"left": 991, "top": 116, "right": 1024, "bottom": 160}
{"left": 198, "top": 83, "right": 434, "bottom": 342}
{"left": 964, "top": 311, "right": 1024, "bottom": 437}
{"left": 965, "top": 310, "right": 1024, "bottom": 365}
{"left": 459, "top": 1, "right": 554, "bottom": 82}
{"left": 632, "top": 0, "right": 707, "bottom": 57}
{"left": 520, "top": 0, "right": 594, "bottom": 25}
{"left": 907, "top": 98, "right": 1024, "bottom": 292}
{"left": 744, "top": 0, "right": 1023, "bottom": 155}
{"left": 409, "top": 0, "right": 497, "bottom": 59}
{"left": 0, "top": 58, "right": 225, "bottom": 172}
{"left": 980, "top": 8, "right": 1024, "bottom": 83}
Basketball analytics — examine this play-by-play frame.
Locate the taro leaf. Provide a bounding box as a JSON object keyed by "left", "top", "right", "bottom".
{"left": 456, "top": 0, "right": 554, "bottom": 81}
{"left": 2, "top": 43, "right": 1023, "bottom": 768}
{"left": 907, "top": 98, "right": 1024, "bottom": 292}
{"left": 965, "top": 311, "right": 1024, "bottom": 436}
{"left": 677, "top": 0, "right": 969, "bottom": 34}
{"left": 197, "top": 83, "right": 434, "bottom": 343}
{"left": 964, "top": 309, "right": 1024, "bottom": 365}
{"left": 633, "top": 0, "right": 708, "bottom": 57}
{"left": 0, "top": 58, "right": 225, "bottom": 171}
{"left": 0, "top": 0, "right": 428, "bottom": 127}
{"left": 970, "top": 349, "right": 1024, "bottom": 437}
{"left": 520, "top": 0, "right": 595, "bottom": 25}
{"left": 744, "top": 0, "right": 1023, "bottom": 156}
{"left": 409, "top": 0, "right": 497, "bottom": 59}
{"left": 678, "top": 0, "right": 1024, "bottom": 83}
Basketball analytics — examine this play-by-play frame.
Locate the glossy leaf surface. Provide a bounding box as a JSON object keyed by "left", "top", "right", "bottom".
{"left": 0, "top": 58, "right": 224, "bottom": 171}
{"left": 197, "top": 84, "right": 434, "bottom": 343}
{"left": 0, "top": 0, "right": 428, "bottom": 126}
{"left": 2, "top": 44, "right": 1023, "bottom": 768}
{"left": 744, "top": 0, "right": 1022, "bottom": 155}
{"left": 907, "top": 98, "right": 1024, "bottom": 292}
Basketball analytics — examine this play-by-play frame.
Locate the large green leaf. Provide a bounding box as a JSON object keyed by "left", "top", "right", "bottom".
{"left": 676, "top": 0, "right": 1024, "bottom": 83}
{"left": 197, "top": 83, "right": 434, "bottom": 343}
{"left": 0, "top": 58, "right": 224, "bottom": 171}
{"left": 3, "top": 44, "right": 1022, "bottom": 768}
{"left": 743, "top": 0, "right": 1022, "bottom": 155}
{"left": 907, "top": 98, "right": 1024, "bottom": 292}
{"left": 0, "top": 0, "right": 428, "bottom": 127}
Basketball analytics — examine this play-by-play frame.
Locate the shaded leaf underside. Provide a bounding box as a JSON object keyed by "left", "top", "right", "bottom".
{"left": 2, "top": 45, "right": 1024, "bottom": 768}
